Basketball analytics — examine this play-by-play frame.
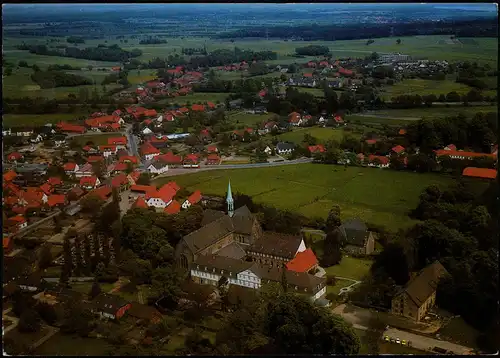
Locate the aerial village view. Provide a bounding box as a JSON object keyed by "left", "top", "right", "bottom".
{"left": 1, "top": 3, "right": 498, "bottom": 356}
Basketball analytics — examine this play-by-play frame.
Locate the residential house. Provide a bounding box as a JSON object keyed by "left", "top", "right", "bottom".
{"left": 183, "top": 154, "right": 200, "bottom": 168}
{"left": 164, "top": 200, "right": 181, "bottom": 215}
{"left": 182, "top": 190, "right": 202, "bottom": 210}
{"left": 7, "top": 215, "right": 28, "bottom": 232}
{"left": 145, "top": 184, "right": 176, "bottom": 209}
{"left": 142, "top": 127, "right": 153, "bottom": 135}
{"left": 462, "top": 167, "right": 497, "bottom": 180}
{"left": 288, "top": 112, "right": 304, "bottom": 126}
{"left": 199, "top": 129, "right": 212, "bottom": 144}
{"left": 75, "top": 163, "right": 94, "bottom": 178}
{"left": 206, "top": 154, "right": 221, "bottom": 165}
{"left": 46, "top": 194, "right": 67, "bottom": 209}
{"left": 391, "top": 261, "right": 448, "bottom": 322}
{"left": 140, "top": 142, "right": 161, "bottom": 161}
{"left": 435, "top": 149, "right": 496, "bottom": 161}
{"left": 127, "top": 303, "right": 162, "bottom": 324}
{"left": 275, "top": 142, "right": 295, "bottom": 155}
{"left": 7, "top": 152, "right": 24, "bottom": 162}
{"left": 207, "top": 145, "right": 218, "bottom": 153}
{"left": 110, "top": 173, "right": 130, "bottom": 192}
{"left": 99, "top": 145, "right": 118, "bottom": 158}
{"left": 156, "top": 152, "right": 183, "bottom": 168}
{"left": 147, "top": 161, "right": 169, "bottom": 175}
{"left": 308, "top": 145, "right": 326, "bottom": 154}
{"left": 62, "top": 162, "right": 78, "bottom": 175}
{"left": 336, "top": 218, "right": 376, "bottom": 255}
{"left": 392, "top": 145, "right": 405, "bottom": 155}
{"left": 91, "top": 293, "right": 131, "bottom": 320}
{"left": 333, "top": 115, "right": 345, "bottom": 127}
{"left": 80, "top": 176, "right": 100, "bottom": 190}
{"left": 148, "top": 135, "right": 169, "bottom": 149}
{"left": 3, "top": 236, "right": 14, "bottom": 255}
{"left": 367, "top": 155, "right": 390, "bottom": 168}
{"left": 263, "top": 146, "right": 272, "bottom": 155}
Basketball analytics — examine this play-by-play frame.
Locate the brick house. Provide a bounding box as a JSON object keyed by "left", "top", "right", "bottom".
{"left": 91, "top": 294, "right": 131, "bottom": 320}
{"left": 391, "top": 261, "right": 448, "bottom": 322}
{"left": 336, "top": 218, "right": 376, "bottom": 255}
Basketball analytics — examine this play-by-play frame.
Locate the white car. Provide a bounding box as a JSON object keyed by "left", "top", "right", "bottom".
{"left": 395, "top": 338, "right": 401, "bottom": 344}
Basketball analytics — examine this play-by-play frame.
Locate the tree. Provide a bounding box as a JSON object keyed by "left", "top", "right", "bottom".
{"left": 371, "top": 242, "right": 412, "bottom": 285}
{"left": 60, "top": 300, "right": 95, "bottom": 337}
{"left": 396, "top": 39, "right": 401, "bottom": 45}
{"left": 4, "top": 67, "right": 13, "bottom": 76}
{"left": 136, "top": 173, "right": 151, "bottom": 185}
{"left": 325, "top": 205, "right": 341, "bottom": 232}
{"left": 321, "top": 229, "right": 343, "bottom": 267}
{"left": 38, "top": 244, "right": 53, "bottom": 270}
{"left": 18, "top": 309, "right": 41, "bottom": 333}
{"left": 81, "top": 194, "right": 104, "bottom": 214}
{"left": 89, "top": 281, "right": 102, "bottom": 299}
{"left": 32, "top": 64, "right": 41, "bottom": 72}
{"left": 36, "top": 301, "right": 58, "bottom": 325}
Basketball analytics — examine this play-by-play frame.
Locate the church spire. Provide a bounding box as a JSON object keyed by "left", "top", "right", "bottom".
{"left": 226, "top": 179, "right": 234, "bottom": 217}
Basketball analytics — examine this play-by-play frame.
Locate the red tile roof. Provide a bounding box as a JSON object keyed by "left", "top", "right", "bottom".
{"left": 144, "top": 109, "right": 158, "bottom": 117}
{"left": 308, "top": 145, "right": 326, "bottom": 153}
{"left": 444, "top": 144, "right": 457, "bottom": 151}
{"left": 82, "top": 145, "right": 93, "bottom": 152}
{"left": 112, "top": 163, "right": 128, "bottom": 172}
{"left": 365, "top": 139, "right": 377, "bottom": 145}
{"left": 462, "top": 167, "right": 497, "bottom": 179}
{"left": 3, "top": 236, "right": 12, "bottom": 250}
{"left": 3, "top": 170, "right": 17, "bottom": 182}
{"left": 334, "top": 115, "right": 344, "bottom": 123}
{"left": 131, "top": 185, "right": 156, "bottom": 193}
{"left": 57, "top": 122, "right": 86, "bottom": 134}
{"left": 184, "top": 154, "right": 200, "bottom": 163}
{"left": 8, "top": 215, "right": 27, "bottom": 225}
{"left": 87, "top": 155, "right": 104, "bottom": 163}
{"left": 206, "top": 154, "right": 221, "bottom": 162}
{"left": 108, "top": 136, "right": 127, "bottom": 145}
{"left": 166, "top": 181, "right": 180, "bottom": 193}
{"left": 133, "top": 196, "right": 148, "bottom": 209}
{"left": 178, "top": 107, "right": 189, "bottom": 113}
{"left": 63, "top": 162, "right": 78, "bottom": 171}
{"left": 7, "top": 152, "right": 23, "bottom": 161}
{"left": 164, "top": 200, "right": 181, "bottom": 215}
{"left": 207, "top": 101, "right": 216, "bottom": 109}
{"left": 40, "top": 183, "right": 53, "bottom": 196}
{"left": 80, "top": 176, "right": 99, "bottom": 187}
{"left": 187, "top": 190, "right": 202, "bottom": 205}
{"left": 128, "top": 171, "right": 141, "bottom": 184}
{"left": 119, "top": 155, "right": 139, "bottom": 164}
{"left": 435, "top": 150, "right": 496, "bottom": 159}
{"left": 303, "top": 73, "right": 313, "bottom": 78}
{"left": 146, "top": 184, "right": 176, "bottom": 204}
{"left": 89, "top": 185, "right": 112, "bottom": 201}
{"left": 368, "top": 155, "right": 389, "bottom": 165}
{"left": 191, "top": 104, "right": 205, "bottom": 112}
{"left": 392, "top": 145, "right": 405, "bottom": 154}
{"left": 111, "top": 173, "right": 129, "bottom": 188}
{"left": 47, "top": 194, "right": 66, "bottom": 207}
{"left": 141, "top": 142, "right": 160, "bottom": 156}
{"left": 286, "top": 248, "right": 318, "bottom": 273}
{"left": 207, "top": 146, "right": 218, "bottom": 153}
{"left": 47, "top": 177, "right": 63, "bottom": 186}
{"left": 398, "top": 129, "right": 407, "bottom": 135}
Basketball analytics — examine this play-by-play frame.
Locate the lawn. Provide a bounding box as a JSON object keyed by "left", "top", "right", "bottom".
{"left": 327, "top": 279, "right": 353, "bottom": 295}
{"left": 3, "top": 112, "right": 88, "bottom": 128}
{"left": 127, "top": 70, "right": 158, "bottom": 85}
{"left": 278, "top": 127, "right": 356, "bottom": 144}
{"left": 295, "top": 87, "right": 326, "bottom": 97}
{"left": 163, "top": 92, "right": 232, "bottom": 106}
{"left": 347, "top": 115, "right": 415, "bottom": 127}
{"left": 70, "top": 281, "right": 116, "bottom": 294}
{"left": 324, "top": 256, "right": 373, "bottom": 281}
{"left": 228, "top": 111, "right": 275, "bottom": 127}
{"left": 380, "top": 79, "right": 472, "bottom": 100}
{"left": 34, "top": 333, "right": 114, "bottom": 356}
{"left": 71, "top": 133, "right": 124, "bottom": 147}
{"left": 368, "top": 106, "right": 497, "bottom": 120}
{"left": 153, "top": 163, "right": 455, "bottom": 230}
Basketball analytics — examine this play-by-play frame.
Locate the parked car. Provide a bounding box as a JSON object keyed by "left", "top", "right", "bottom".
{"left": 395, "top": 338, "right": 401, "bottom": 344}
{"left": 384, "top": 335, "right": 390, "bottom": 342}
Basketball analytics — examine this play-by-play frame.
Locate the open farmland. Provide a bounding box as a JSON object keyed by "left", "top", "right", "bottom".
{"left": 3, "top": 113, "right": 88, "bottom": 127}
{"left": 154, "top": 163, "right": 456, "bottom": 230}
{"left": 228, "top": 111, "right": 275, "bottom": 127}
{"left": 380, "top": 79, "right": 473, "bottom": 100}
{"left": 278, "top": 127, "right": 356, "bottom": 144}
{"left": 365, "top": 106, "right": 498, "bottom": 120}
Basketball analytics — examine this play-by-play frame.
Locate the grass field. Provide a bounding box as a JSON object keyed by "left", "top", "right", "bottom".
{"left": 324, "top": 256, "right": 373, "bottom": 281}
{"left": 367, "top": 105, "right": 498, "bottom": 119}
{"left": 347, "top": 115, "right": 415, "bottom": 127}
{"left": 71, "top": 133, "right": 123, "bottom": 147}
{"left": 327, "top": 279, "right": 353, "bottom": 295}
{"left": 161, "top": 92, "right": 232, "bottom": 106}
{"left": 278, "top": 127, "right": 355, "bottom": 144}
{"left": 127, "top": 70, "right": 158, "bottom": 85}
{"left": 34, "top": 333, "right": 113, "bottom": 356}
{"left": 3, "top": 112, "right": 88, "bottom": 127}
{"left": 295, "top": 87, "right": 326, "bottom": 97}
{"left": 228, "top": 111, "right": 275, "bottom": 127}
{"left": 154, "top": 163, "right": 455, "bottom": 230}
{"left": 381, "top": 79, "right": 473, "bottom": 100}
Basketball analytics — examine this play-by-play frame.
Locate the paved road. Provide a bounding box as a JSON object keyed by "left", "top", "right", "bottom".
{"left": 332, "top": 304, "right": 473, "bottom": 355}
{"left": 155, "top": 158, "right": 313, "bottom": 179}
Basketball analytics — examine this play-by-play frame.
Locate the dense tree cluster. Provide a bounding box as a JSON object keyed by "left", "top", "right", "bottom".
{"left": 295, "top": 45, "right": 330, "bottom": 56}
{"left": 66, "top": 36, "right": 85, "bottom": 44}
{"left": 47, "top": 64, "right": 82, "bottom": 71}
{"left": 215, "top": 18, "right": 498, "bottom": 41}
{"left": 16, "top": 43, "right": 142, "bottom": 62}
{"left": 188, "top": 47, "right": 277, "bottom": 68}
{"left": 216, "top": 284, "right": 360, "bottom": 355}
{"left": 139, "top": 38, "right": 167, "bottom": 45}
{"left": 181, "top": 47, "right": 207, "bottom": 55}
{"left": 30, "top": 70, "right": 92, "bottom": 88}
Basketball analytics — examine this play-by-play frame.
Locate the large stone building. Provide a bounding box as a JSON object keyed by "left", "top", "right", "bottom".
{"left": 175, "top": 181, "right": 326, "bottom": 301}
{"left": 391, "top": 261, "right": 448, "bottom": 322}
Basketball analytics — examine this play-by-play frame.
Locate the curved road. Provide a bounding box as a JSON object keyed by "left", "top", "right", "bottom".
{"left": 155, "top": 157, "right": 313, "bottom": 179}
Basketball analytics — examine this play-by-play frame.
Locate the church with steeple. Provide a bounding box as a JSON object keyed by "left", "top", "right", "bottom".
{"left": 175, "top": 180, "right": 327, "bottom": 302}
{"left": 175, "top": 180, "right": 262, "bottom": 269}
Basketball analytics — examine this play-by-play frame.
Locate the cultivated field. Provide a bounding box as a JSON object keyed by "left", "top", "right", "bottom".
{"left": 380, "top": 79, "right": 473, "bottom": 100}
{"left": 278, "top": 127, "right": 355, "bottom": 144}
{"left": 228, "top": 111, "right": 275, "bottom": 127}
{"left": 155, "top": 164, "right": 456, "bottom": 230}
{"left": 366, "top": 106, "right": 498, "bottom": 119}
{"left": 3, "top": 113, "right": 88, "bottom": 127}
